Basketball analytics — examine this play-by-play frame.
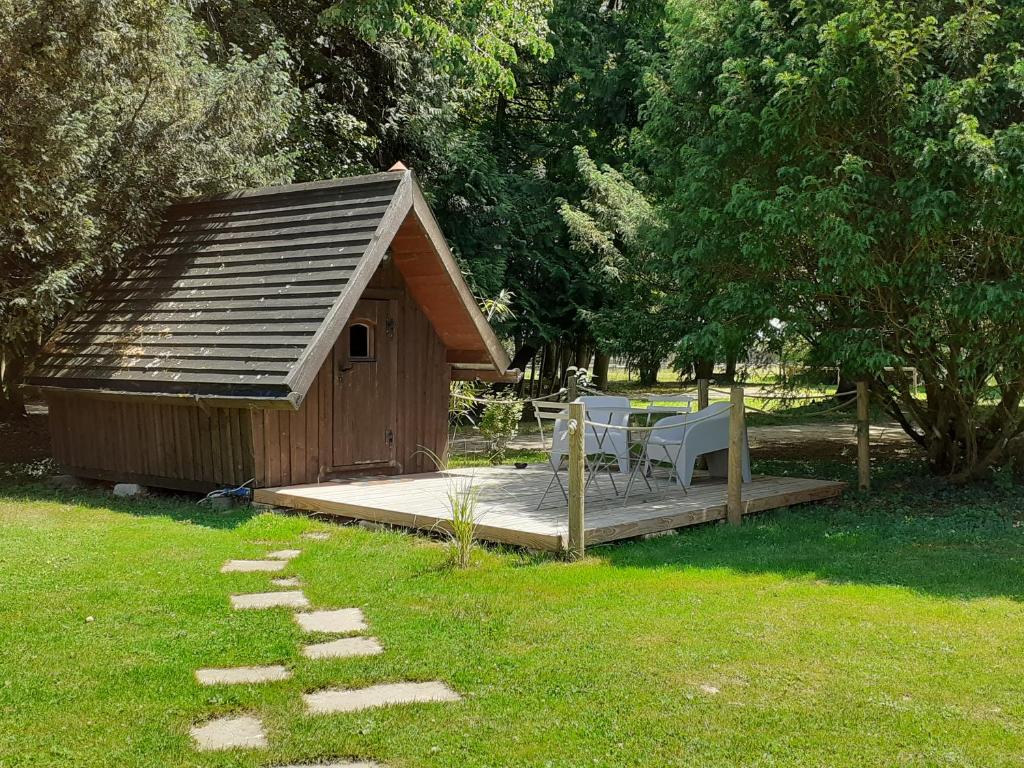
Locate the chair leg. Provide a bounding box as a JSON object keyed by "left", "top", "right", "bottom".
{"left": 537, "top": 456, "right": 568, "bottom": 509}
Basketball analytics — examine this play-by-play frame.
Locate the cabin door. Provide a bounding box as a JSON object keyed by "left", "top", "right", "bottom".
{"left": 332, "top": 298, "right": 398, "bottom": 469}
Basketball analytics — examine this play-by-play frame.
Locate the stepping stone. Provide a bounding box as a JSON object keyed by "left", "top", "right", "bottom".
{"left": 294, "top": 608, "right": 366, "bottom": 634}
{"left": 195, "top": 665, "right": 292, "bottom": 685}
{"left": 271, "top": 576, "right": 302, "bottom": 587}
{"left": 221, "top": 559, "right": 287, "bottom": 573}
{"left": 267, "top": 548, "right": 302, "bottom": 560}
{"left": 303, "top": 636, "right": 384, "bottom": 660}
{"left": 300, "top": 531, "right": 331, "bottom": 541}
{"left": 190, "top": 714, "right": 267, "bottom": 751}
{"left": 271, "top": 763, "right": 382, "bottom": 768}
{"left": 304, "top": 681, "right": 461, "bottom": 714}
{"left": 231, "top": 591, "right": 309, "bottom": 610}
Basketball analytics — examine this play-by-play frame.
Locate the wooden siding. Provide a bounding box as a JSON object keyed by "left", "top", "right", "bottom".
{"left": 250, "top": 259, "right": 450, "bottom": 486}
{"left": 48, "top": 393, "right": 254, "bottom": 491}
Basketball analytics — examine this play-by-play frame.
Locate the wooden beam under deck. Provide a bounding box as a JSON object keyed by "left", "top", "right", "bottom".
{"left": 254, "top": 466, "right": 846, "bottom": 552}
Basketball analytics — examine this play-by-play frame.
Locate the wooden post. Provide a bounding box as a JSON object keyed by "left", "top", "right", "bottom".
{"left": 857, "top": 380, "right": 870, "bottom": 491}
{"left": 567, "top": 400, "right": 586, "bottom": 559}
{"left": 697, "top": 378, "right": 709, "bottom": 410}
{"left": 727, "top": 385, "right": 745, "bottom": 525}
{"left": 566, "top": 365, "right": 579, "bottom": 402}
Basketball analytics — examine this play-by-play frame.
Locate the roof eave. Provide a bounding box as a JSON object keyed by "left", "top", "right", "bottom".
{"left": 31, "top": 383, "right": 302, "bottom": 410}
{"left": 405, "top": 175, "right": 513, "bottom": 375}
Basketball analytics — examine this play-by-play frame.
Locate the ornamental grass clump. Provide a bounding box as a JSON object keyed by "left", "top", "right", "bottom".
{"left": 417, "top": 444, "right": 481, "bottom": 569}
{"left": 445, "top": 478, "right": 480, "bottom": 569}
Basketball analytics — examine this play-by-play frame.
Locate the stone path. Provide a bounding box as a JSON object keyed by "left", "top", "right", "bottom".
{"left": 221, "top": 559, "right": 287, "bottom": 573}
{"left": 295, "top": 608, "right": 367, "bottom": 634}
{"left": 305, "top": 682, "right": 461, "bottom": 715}
{"left": 191, "top": 531, "right": 462, "bottom": 762}
{"left": 268, "top": 548, "right": 302, "bottom": 560}
{"left": 230, "top": 590, "right": 310, "bottom": 610}
{"left": 196, "top": 665, "right": 291, "bottom": 685}
{"left": 191, "top": 715, "right": 267, "bottom": 751}
{"left": 303, "top": 636, "right": 383, "bottom": 660}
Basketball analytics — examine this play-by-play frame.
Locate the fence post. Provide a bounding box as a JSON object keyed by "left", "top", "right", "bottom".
{"left": 567, "top": 400, "right": 586, "bottom": 558}
{"left": 857, "top": 380, "right": 871, "bottom": 492}
{"left": 697, "top": 378, "right": 710, "bottom": 410}
{"left": 566, "top": 365, "right": 579, "bottom": 401}
{"left": 727, "top": 385, "right": 745, "bottom": 526}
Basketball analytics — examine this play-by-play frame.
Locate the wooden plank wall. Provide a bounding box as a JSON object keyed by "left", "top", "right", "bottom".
{"left": 48, "top": 393, "right": 254, "bottom": 490}
{"left": 253, "top": 257, "right": 450, "bottom": 486}
{"left": 250, "top": 360, "right": 333, "bottom": 487}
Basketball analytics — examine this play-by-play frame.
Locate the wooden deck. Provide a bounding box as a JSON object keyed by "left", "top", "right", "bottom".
{"left": 255, "top": 466, "right": 846, "bottom": 552}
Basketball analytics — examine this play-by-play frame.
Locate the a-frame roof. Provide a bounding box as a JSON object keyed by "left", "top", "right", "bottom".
{"left": 28, "top": 169, "right": 512, "bottom": 407}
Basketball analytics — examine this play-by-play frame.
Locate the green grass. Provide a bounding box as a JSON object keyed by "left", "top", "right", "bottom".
{"left": 2, "top": 462, "right": 1024, "bottom": 767}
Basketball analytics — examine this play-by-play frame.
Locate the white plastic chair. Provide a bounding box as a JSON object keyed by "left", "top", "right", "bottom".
{"left": 643, "top": 402, "right": 751, "bottom": 488}
{"left": 549, "top": 396, "right": 631, "bottom": 475}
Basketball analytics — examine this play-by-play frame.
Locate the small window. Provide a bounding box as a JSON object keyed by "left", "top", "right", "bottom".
{"left": 349, "top": 323, "right": 372, "bottom": 360}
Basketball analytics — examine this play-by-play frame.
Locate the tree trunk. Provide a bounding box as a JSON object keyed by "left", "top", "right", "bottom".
{"left": 508, "top": 339, "right": 539, "bottom": 373}
{"left": 835, "top": 375, "right": 858, "bottom": 403}
{"left": 557, "top": 343, "right": 573, "bottom": 386}
{"left": 638, "top": 359, "right": 659, "bottom": 386}
{"left": 723, "top": 351, "right": 738, "bottom": 382}
{"left": 573, "top": 337, "right": 592, "bottom": 371}
{"left": 0, "top": 353, "right": 27, "bottom": 417}
{"left": 592, "top": 351, "right": 610, "bottom": 390}
{"left": 694, "top": 357, "right": 714, "bottom": 380}
{"left": 541, "top": 342, "right": 558, "bottom": 393}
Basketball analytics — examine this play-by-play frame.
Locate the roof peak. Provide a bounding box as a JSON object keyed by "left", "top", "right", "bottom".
{"left": 388, "top": 161, "right": 409, "bottom": 172}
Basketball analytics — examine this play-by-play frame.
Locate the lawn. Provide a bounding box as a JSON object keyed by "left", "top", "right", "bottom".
{"left": 2, "top": 454, "right": 1023, "bottom": 767}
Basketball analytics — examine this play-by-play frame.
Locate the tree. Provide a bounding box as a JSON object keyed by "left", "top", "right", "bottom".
{"left": 432, "top": 0, "right": 667, "bottom": 379}
{"left": 640, "top": 0, "right": 1024, "bottom": 481}
{"left": 0, "top": 0, "right": 296, "bottom": 414}
{"left": 560, "top": 147, "right": 677, "bottom": 385}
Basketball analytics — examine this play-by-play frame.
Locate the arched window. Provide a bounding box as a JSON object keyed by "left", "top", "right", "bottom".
{"left": 349, "top": 323, "right": 372, "bottom": 360}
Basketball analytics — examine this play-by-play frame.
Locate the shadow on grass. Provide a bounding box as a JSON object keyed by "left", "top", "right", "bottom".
{"left": 0, "top": 471, "right": 257, "bottom": 530}
{"left": 602, "top": 457, "right": 1024, "bottom": 601}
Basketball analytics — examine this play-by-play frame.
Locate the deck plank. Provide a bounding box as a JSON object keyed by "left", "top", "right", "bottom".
{"left": 254, "top": 466, "right": 845, "bottom": 552}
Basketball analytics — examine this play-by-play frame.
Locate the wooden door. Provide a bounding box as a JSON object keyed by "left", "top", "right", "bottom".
{"left": 332, "top": 298, "right": 398, "bottom": 468}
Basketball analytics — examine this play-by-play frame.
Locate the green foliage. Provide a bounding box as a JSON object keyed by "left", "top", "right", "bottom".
{"left": 479, "top": 396, "right": 525, "bottom": 462}
{"left": 559, "top": 147, "right": 678, "bottom": 383}
{"left": 0, "top": 0, "right": 296, "bottom": 412}
{"left": 428, "top": 0, "right": 667, "bottom": 363}
{"left": 640, "top": 0, "right": 1024, "bottom": 479}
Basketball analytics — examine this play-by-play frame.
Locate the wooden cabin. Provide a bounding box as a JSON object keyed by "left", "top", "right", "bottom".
{"left": 27, "top": 167, "right": 513, "bottom": 492}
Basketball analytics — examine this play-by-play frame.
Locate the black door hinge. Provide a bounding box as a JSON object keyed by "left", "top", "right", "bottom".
{"left": 385, "top": 318, "right": 395, "bottom": 338}
{"left": 385, "top": 428, "right": 394, "bottom": 446}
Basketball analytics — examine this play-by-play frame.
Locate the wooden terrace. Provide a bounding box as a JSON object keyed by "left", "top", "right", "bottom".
{"left": 255, "top": 465, "right": 845, "bottom": 552}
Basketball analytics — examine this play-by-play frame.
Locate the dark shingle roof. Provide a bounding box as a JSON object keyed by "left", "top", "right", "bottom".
{"left": 28, "top": 172, "right": 408, "bottom": 403}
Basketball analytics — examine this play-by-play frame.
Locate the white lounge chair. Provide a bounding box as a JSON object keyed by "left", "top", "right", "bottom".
{"left": 643, "top": 402, "right": 751, "bottom": 488}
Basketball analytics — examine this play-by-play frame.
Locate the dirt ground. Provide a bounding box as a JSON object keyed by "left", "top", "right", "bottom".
{"left": 456, "top": 420, "right": 917, "bottom": 463}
